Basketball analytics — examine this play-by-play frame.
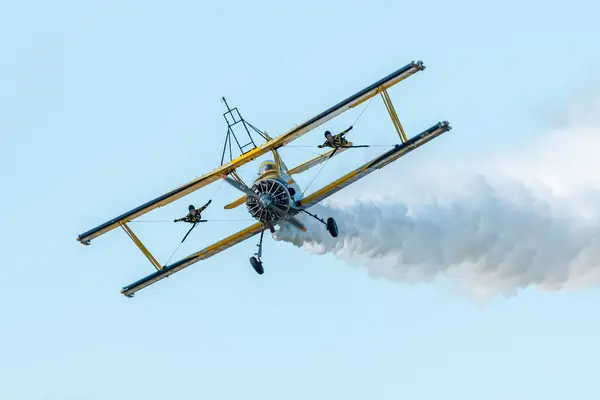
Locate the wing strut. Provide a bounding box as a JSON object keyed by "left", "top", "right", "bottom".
{"left": 380, "top": 87, "right": 408, "bottom": 143}
{"left": 120, "top": 223, "right": 162, "bottom": 271}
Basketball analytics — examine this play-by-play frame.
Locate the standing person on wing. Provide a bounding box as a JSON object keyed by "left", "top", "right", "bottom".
{"left": 174, "top": 200, "right": 212, "bottom": 223}
{"left": 317, "top": 126, "right": 353, "bottom": 149}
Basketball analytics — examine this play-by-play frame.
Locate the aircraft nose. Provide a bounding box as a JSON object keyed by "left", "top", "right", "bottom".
{"left": 259, "top": 194, "right": 274, "bottom": 208}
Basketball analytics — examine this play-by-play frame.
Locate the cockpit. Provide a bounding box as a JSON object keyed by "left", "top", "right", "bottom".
{"left": 258, "top": 161, "right": 277, "bottom": 176}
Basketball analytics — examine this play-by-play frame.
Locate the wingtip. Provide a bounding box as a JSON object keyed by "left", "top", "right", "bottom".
{"left": 415, "top": 60, "right": 426, "bottom": 71}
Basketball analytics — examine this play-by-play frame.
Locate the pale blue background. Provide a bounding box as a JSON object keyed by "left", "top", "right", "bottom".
{"left": 1, "top": 1, "right": 599, "bottom": 399}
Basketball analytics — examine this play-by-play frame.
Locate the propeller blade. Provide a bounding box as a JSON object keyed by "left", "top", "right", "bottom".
{"left": 286, "top": 216, "right": 307, "bottom": 232}
{"left": 265, "top": 221, "right": 275, "bottom": 233}
{"left": 222, "top": 175, "right": 258, "bottom": 199}
{"left": 268, "top": 205, "right": 307, "bottom": 232}
{"left": 269, "top": 204, "right": 286, "bottom": 217}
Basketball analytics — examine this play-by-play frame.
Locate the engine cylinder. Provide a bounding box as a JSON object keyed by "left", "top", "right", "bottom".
{"left": 246, "top": 178, "right": 291, "bottom": 223}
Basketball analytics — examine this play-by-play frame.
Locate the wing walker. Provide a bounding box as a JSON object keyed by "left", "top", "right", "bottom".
{"left": 76, "top": 60, "right": 452, "bottom": 297}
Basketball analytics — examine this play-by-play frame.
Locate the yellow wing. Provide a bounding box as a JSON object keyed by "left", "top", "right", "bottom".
{"left": 287, "top": 144, "right": 352, "bottom": 175}
{"left": 120, "top": 222, "right": 264, "bottom": 297}
{"left": 77, "top": 61, "right": 425, "bottom": 245}
{"left": 298, "top": 122, "right": 451, "bottom": 209}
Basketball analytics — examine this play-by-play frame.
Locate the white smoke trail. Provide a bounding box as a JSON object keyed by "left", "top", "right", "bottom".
{"left": 273, "top": 102, "right": 600, "bottom": 297}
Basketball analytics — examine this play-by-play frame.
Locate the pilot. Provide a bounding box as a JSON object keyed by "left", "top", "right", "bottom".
{"left": 259, "top": 161, "right": 277, "bottom": 175}
{"left": 174, "top": 200, "right": 212, "bottom": 223}
{"left": 317, "top": 126, "right": 353, "bottom": 149}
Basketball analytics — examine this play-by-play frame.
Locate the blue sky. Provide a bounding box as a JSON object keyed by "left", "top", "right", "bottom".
{"left": 1, "top": 1, "right": 599, "bottom": 399}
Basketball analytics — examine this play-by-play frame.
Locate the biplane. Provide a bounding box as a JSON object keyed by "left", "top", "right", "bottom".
{"left": 77, "top": 60, "right": 451, "bottom": 297}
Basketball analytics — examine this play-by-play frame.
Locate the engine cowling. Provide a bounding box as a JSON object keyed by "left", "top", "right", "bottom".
{"left": 246, "top": 178, "right": 292, "bottom": 223}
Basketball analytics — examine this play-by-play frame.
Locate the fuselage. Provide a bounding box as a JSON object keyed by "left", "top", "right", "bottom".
{"left": 254, "top": 160, "right": 303, "bottom": 201}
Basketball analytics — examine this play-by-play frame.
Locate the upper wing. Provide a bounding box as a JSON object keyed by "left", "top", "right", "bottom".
{"left": 77, "top": 61, "right": 425, "bottom": 244}
{"left": 120, "top": 222, "right": 264, "bottom": 297}
{"left": 297, "top": 121, "right": 451, "bottom": 209}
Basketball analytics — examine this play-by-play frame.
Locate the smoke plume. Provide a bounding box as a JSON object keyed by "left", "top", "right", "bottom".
{"left": 273, "top": 103, "right": 600, "bottom": 297}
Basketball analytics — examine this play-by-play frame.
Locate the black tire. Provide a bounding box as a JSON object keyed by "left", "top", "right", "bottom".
{"left": 249, "top": 256, "right": 264, "bottom": 275}
{"left": 326, "top": 217, "right": 339, "bottom": 237}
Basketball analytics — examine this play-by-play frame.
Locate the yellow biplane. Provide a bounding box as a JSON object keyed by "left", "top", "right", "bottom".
{"left": 77, "top": 60, "right": 451, "bottom": 297}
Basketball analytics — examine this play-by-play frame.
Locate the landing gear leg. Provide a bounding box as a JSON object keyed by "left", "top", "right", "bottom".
{"left": 249, "top": 229, "right": 265, "bottom": 275}
{"left": 300, "top": 209, "right": 339, "bottom": 238}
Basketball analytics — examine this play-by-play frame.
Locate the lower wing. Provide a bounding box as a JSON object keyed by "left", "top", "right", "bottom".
{"left": 121, "top": 222, "right": 264, "bottom": 297}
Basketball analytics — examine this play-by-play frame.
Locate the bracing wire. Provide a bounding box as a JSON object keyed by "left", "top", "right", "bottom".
{"left": 302, "top": 155, "right": 331, "bottom": 195}
{"left": 130, "top": 219, "right": 255, "bottom": 223}
{"left": 164, "top": 242, "right": 183, "bottom": 267}
{"left": 281, "top": 146, "right": 323, "bottom": 155}
{"left": 210, "top": 178, "right": 225, "bottom": 200}
{"left": 350, "top": 94, "right": 376, "bottom": 128}
{"left": 287, "top": 144, "right": 396, "bottom": 148}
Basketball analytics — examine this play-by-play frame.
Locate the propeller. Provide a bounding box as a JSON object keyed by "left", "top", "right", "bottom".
{"left": 222, "top": 174, "right": 306, "bottom": 232}
{"left": 269, "top": 203, "right": 307, "bottom": 232}
{"left": 222, "top": 175, "right": 259, "bottom": 200}
{"left": 285, "top": 216, "right": 307, "bottom": 232}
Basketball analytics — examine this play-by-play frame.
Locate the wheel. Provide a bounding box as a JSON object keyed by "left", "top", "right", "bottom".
{"left": 326, "top": 217, "right": 339, "bottom": 237}
{"left": 249, "top": 256, "right": 264, "bottom": 275}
